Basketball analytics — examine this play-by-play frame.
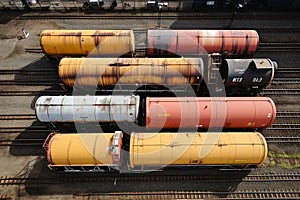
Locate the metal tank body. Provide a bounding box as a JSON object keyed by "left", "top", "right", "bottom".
{"left": 44, "top": 131, "right": 123, "bottom": 167}
{"left": 58, "top": 57, "right": 204, "bottom": 87}
{"left": 129, "top": 132, "right": 268, "bottom": 167}
{"left": 220, "top": 58, "right": 277, "bottom": 88}
{"left": 40, "top": 30, "right": 135, "bottom": 57}
{"left": 35, "top": 95, "right": 140, "bottom": 122}
{"left": 147, "top": 30, "right": 259, "bottom": 57}
{"left": 45, "top": 131, "right": 123, "bottom": 168}
{"left": 146, "top": 97, "right": 276, "bottom": 129}
{"left": 45, "top": 131, "right": 267, "bottom": 170}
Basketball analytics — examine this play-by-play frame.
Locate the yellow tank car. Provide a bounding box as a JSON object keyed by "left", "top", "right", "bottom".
{"left": 45, "top": 131, "right": 123, "bottom": 171}
{"left": 58, "top": 57, "right": 204, "bottom": 87}
{"left": 40, "top": 30, "right": 135, "bottom": 57}
{"left": 129, "top": 132, "right": 267, "bottom": 168}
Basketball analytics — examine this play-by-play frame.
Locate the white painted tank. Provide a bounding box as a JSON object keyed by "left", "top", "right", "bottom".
{"left": 35, "top": 95, "right": 139, "bottom": 122}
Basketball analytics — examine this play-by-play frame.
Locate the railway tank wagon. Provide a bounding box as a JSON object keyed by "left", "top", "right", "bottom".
{"left": 146, "top": 97, "right": 276, "bottom": 129}
{"left": 44, "top": 131, "right": 268, "bottom": 172}
{"left": 58, "top": 57, "right": 204, "bottom": 90}
{"left": 129, "top": 132, "right": 268, "bottom": 168}
{"left": 40, "top": 30, "right": 135, "bottom": 58}
{"left": 44, "top": 131, "right": 123, "bottom": 171}
{"left": 220, "top": 58, "right": 278, "bottom": 95}
{"left": 35, "top": 95, "right": 140, "bottom": 123}
{"left": 57, "top": 57, "right": 277, "bottom": 96}
{"left": 35, "top": 96, "right": 276, "bottom": 130}
{"left": 146, "top": 30, "right": 259, "bottom": 57}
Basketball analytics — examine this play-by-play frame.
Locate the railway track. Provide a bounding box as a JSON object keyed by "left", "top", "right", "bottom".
{"left": 276, "top": 111, "right": 300, "bottom": 118}
{"left": 262, "top": 88, "right": 300, "bottom": 95}
{"left": 24, "top": 47, "right": 43, "bottom": 53}
{"left": 0, "top": 90, "right": 69, "bottom": 96}
{"left": 74, "top": 190, "right": 300, "bottom": 199}
{"left": 0, "top": 69, "right": 57, "bottom": 74}
{"left": 0, "top": 126, "right": 56, "bottom": 134}
{"left": 0, "top": 68, "right": 59, "bottom": 86}
{"left": 0, "top": 80, "right": 61, "bottom": 86}
{"left": 0, "top": 139, "right": 44, "bottom": 146}
{"left": 16, "top": 13, "right": 300, "bottom": 20}
{"left": 268, "top": 124, "right": 300, "bottom": 131}
{"left": 276, "top": 68, "right": 300, "bottom": 74}
{"left": 258, "top": 43, "right": 300, "bottom": 52}
{"left": 0, "top": 173, "right": 299, "bottom": 186}
{"left": 265, "top": 136, "right": 300, "bottom": 144}
{"left": 1, "top": 129, "right": 299, "bottom": 144}
{"left": 272, "top": 78, "right": 300, "bottom": 85}
{"left": 0, "top": 114, "right": 36, "bottom": 120}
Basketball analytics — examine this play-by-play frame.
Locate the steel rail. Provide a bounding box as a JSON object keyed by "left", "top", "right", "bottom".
{"left": 0, "top": 80, "right": 61, "bottom": 86}
{"left": 0, "top": 126, "right": 56, "bottom": 134}
{"left": 0, "top": 114, "right": 36, "bottom": 120}
{"left": 276, "top": 111, "right": 300, "bottom": 118}
{"left": 0, "top": 139, "right": 44, "bottom": 146}
{"left": 0, "top": 173, "right": 299, "bottom": 186}
{"left": 268, "top": 124, "right": 300, "bottom": 131}
{"left": 257, "top": 43, "right": 300, "bottom": 52}
{"left": 16, "top": 13, "right": 300, "bottom": 20}
{"left": 74, "top": 190, "right": 300, "bottom": 199}
{"left": 271, "top": 80, "right": 300, "bottom": 85}
{"left": 0, "top": 69, "right": 57, "bottom": 74}
{"left": 265, "top": 136, "right": 300, "bottom": 143}
{"left": 0, "top": 90, "right": 69, "bottom": 96}
{"left": 24, "top": 47, "right": 43, "bottom": 53}
{"left": 276, "top": 68, "right": 300, "bottom": 73}
{"left": 262, "top": 88, "right": 300, "bottom": 95}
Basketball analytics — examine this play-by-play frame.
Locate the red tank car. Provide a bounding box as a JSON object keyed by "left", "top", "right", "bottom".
{"left": 146, "top": 97, "right": 276, "bottom": 129}
{"left": 146, "top": 30, "right": 259, "bottom": 57}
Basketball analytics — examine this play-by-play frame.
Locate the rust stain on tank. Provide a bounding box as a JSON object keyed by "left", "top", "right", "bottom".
{"left": 76, "top": 32, "right": 83, "bottom": 51}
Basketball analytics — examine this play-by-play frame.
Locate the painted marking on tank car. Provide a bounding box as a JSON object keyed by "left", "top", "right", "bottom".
{"left": 252, "top": 77, "right": 263, "bottom": 82}
{"left": 246, "top": 122, "right": 256, "bottom": 127}
{"left": 158, "top": 113, "right": 170, "bottom": 117}
{"left": 232, "top": 77, "right": 243, "bottom": 82}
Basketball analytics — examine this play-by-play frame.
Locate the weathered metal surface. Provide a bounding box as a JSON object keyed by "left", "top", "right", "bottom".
{"left": 58, "top": 57, "right": 204, "bottom": 87}
{"left": 147, "top": 30, "right": 259, "bottom": 57}
{"left": 35, "top": 95, "right": 139, "bottom": 122}
{"left": 40, "top": 30, "right": 135, "bottom": 57}
{"left": 220, "top": 58, "right": 277, "bottom": 87}
{"left": 129, "top": 132, "right": 267, "bottom": 167}
{"left": 146, "top": 97, "right": 276, "bottom": 129}
{"left": 46, "top": 133, "right": 120, "bottom": 166}
{"left": 46, "top": 132, "right": 267, "bottom": 168}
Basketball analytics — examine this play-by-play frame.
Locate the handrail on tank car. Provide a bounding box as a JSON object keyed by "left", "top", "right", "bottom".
{"left": 43, "top": 132, "right": 56, "bottom": 151}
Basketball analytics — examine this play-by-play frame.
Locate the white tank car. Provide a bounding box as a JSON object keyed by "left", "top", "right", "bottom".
{"left": 35, "top": 95, "right": 139, "bottom": 123}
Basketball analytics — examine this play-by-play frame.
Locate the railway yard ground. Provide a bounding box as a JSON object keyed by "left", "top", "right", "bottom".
{"left": 0, "top": 9, "right": 300, "bottom": 199}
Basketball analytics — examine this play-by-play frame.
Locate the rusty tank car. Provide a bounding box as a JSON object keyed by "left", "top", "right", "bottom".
{"left": 40, "top": 30, "right": 135, "bottom": 58}
{"left": 146, "top": 30, "right": 259, "bottom": 57}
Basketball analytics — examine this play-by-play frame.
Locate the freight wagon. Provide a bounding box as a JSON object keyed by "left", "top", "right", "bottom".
{"left": 40, "top": 29, "right": 259, "bottom": 58}
{"left": 44, "top": 131, "right": 268, "bottom": 172}
{"left": 40, "top": 30, "right": 135, "bottom": 58}
{"left": 146, "top": 30, "right": 259, "bottom": 57}
{"left": 35, "top": 96, "right": 276, "bottom": 130}
{"left": 58, "top": 57, "right": 277, "bottom": 96}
